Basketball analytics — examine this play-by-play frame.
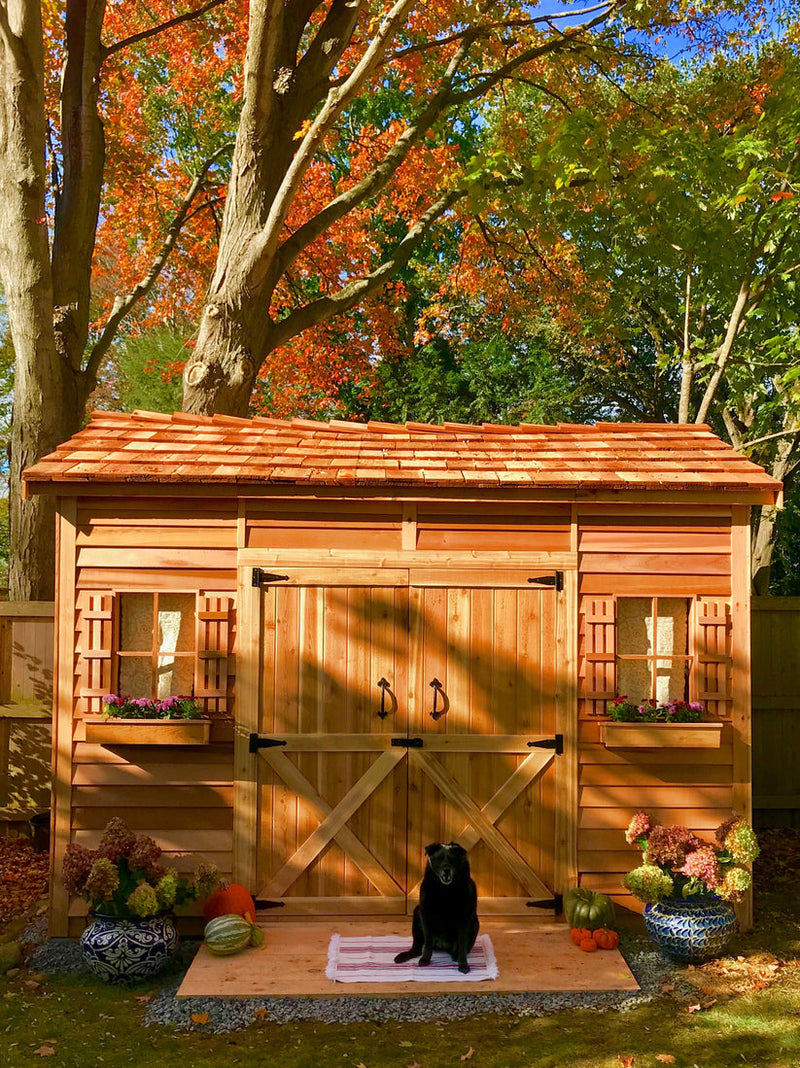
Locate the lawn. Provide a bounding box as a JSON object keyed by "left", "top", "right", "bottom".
{"left": 0, "top": 830, "right": 798, "bottom": 1068}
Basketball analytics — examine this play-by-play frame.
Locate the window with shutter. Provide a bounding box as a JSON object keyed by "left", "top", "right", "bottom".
{"left": 583, "top": 597, "right": 616, "bottom": 714}
{"left": 77, "top": 591, "right": 115, "bottom": 716}
{"left": 695, "top": 599, "right": 732, "bottom": 719}
{"left": 195, "top": 594, "right": 234, "bottom": 715}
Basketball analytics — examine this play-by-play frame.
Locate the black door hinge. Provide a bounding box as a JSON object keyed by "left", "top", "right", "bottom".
{"left": 249, "top": 733, "right": 288, "bottom": 753}
{"left": 527, "top": 734, "right": 564, "bottom": 755}
{"left": 254, "top": 899, "right": 285, "bottom": 910}
{"left": 252, "top": 568, "right": 290, "bottom": 587}
{"left": 527, "top": 571, "right": 564, "bottom": 591}
{"left": 391, "top": 737, "right": 424, "bottom": 748}
{"left": 526, "top": 892, "right": 563, "bottom": 914}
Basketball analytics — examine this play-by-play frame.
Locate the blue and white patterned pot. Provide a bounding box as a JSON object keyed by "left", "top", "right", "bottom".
{"left": 80, "top": 914, "right": 179, "bottom": 983}
{"left": 644, "top": 897, "right": 737, "bottom": 963}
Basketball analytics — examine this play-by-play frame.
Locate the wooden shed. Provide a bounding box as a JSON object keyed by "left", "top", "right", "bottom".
{"left": 22, "top": 411, "right": 781, "bottom": 937}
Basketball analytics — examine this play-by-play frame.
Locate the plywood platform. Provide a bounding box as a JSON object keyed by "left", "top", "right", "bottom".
{"left": 177, "top": 918, "right": 639, "bottom": 998}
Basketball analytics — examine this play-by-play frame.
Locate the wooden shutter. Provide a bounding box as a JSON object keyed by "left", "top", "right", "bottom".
{"left": 195, "top": 594, "right": 234, "bottom": 716}
{"left": 695, "top": 599, "right": 732, "bottom": 719}
{"left": 583, "top": 596, "right": 616, "bottom": 712}
{"left": 77, "top": 591, "right": 115, "bottom": 717}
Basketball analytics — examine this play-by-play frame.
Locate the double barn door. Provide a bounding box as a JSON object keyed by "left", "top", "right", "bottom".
{"left": 245, "top": 569, "right": 565, "bottom": 916}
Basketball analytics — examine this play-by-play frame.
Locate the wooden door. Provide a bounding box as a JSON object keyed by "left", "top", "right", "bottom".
{"left": 406, "top": 573, "right": 561, "bottom": 915}
{"left": 251, "top": 573, "right": 410, "bottom": 915}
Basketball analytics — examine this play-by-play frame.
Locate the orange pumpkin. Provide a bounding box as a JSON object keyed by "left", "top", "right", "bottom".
{"left": 579, "top": 935, "right": 598, "bottom": 952}
{"left": 202, "top": 883, "right": 257, "bottom": 922}
{"left": 569, "top": 928, "right": 584, "bottom": 946}
{"left": 593, "top": 927, "right": 619, "bottom": 950}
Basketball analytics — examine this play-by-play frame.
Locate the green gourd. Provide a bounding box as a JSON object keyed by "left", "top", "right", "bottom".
{"left": 203, "top": 913, "right": 265, "bottom": 956}
{"left": 563, "top": 888, "right": 616, "bottom": 931}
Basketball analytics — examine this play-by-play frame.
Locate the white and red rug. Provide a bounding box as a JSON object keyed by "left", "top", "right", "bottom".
{"left": 325, "top": 933, "right": 499, "bottom": 983}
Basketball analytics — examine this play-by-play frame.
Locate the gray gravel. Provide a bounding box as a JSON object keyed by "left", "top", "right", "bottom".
{"left": 26, "top": 926, "right": 696, "bottom": 1034}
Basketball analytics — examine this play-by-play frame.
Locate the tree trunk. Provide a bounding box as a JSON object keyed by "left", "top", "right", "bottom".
{"left": 751, "top": 429, "right": 798, "bottom": 595}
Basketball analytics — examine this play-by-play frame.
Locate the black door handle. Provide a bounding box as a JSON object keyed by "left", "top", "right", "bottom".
{"left": 430, "top": 678, "right": 448, "bottom": 720}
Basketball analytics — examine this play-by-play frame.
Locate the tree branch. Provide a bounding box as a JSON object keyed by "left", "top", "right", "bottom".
{"left": 268, "top": 187, "right": 465, "bottom": 351}
{"left": 84, "top": 144, "right": 232, "bottom": 384}
{"left": 102, "top": 0, "right": 228, "bottom": 59}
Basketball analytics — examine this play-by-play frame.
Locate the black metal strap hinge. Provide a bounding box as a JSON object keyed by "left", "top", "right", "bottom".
{"left": 249, "top": 733, "right": 288, "bottom": 753}
{"left": 527, "top": 892, "right": 563, "bottom": 914}
{"left": 527, "top": 571, "right": 564, "bottom": 591}
{"left": 527, "top": 733, "right": 564, "bottom": 755}
{"left": 391, "top": 737, "right": 423, "bottom": 748}
{"left": 252, "top": 568, "right": 289, "bottom": 587}
{"left": 254, "top": 899, "right": 285, "bottom": 910}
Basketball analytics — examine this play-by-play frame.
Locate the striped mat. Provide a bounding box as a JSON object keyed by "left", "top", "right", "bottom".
{"left": 325, "top": 933, "right": 499, "bottom": 983}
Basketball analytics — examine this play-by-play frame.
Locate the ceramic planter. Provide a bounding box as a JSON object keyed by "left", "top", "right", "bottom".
{"left": 80, "top": 913, "right": 179, "bottom": 983}
{"left": 643, "top": 897, "right": 737, "bottom": 962}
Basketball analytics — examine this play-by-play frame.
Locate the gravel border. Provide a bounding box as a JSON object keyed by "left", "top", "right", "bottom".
{"left": 26, "top": 926, "right": 695, "bottom": 1033}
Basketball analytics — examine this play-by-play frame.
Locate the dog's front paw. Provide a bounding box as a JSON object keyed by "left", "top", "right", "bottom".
{"left": 458, "top": 962, "right": 470, "bottom": 974}
{"left": 419, "top": 954, "right": 432, "bottom": 966}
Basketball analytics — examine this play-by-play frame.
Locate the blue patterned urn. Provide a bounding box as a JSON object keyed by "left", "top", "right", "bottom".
{"left": 644, "top": 897, "right": 737, "bottom": 963}
{"left": 80, "top": 914, "right": 179, "bottom": 983}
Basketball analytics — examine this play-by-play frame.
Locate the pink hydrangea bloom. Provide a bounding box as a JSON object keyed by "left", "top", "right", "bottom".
{"left": 679, "top": 845, "right": 721, "bottom": 889}
{"left": 97, "top": 817, "right": 137, "bottom": 863}
{"left": 625, "top": 810, "right": 653, "bottom": 845}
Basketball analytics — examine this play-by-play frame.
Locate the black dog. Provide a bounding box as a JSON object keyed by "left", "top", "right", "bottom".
{"left": 394, "top": 842, "right": 479, "bottom": 973}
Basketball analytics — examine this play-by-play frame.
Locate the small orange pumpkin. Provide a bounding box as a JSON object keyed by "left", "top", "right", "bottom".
{"left": 579, "top": 935, "right": 598, "bottom": 952}
{"left": 569, "top": 928, "right": 583, "bottom": 946}
{"left": 593, "top": 927, "right": 619, "bottom": 950}
{"left": 202, "top": 883, "right": 257, "bottom": 922}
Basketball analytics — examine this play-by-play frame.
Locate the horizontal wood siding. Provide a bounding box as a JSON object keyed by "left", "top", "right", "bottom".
{"left": 55, "top": 499, "right": 240, "bottom": 934}
{"left": 576, "top": 508, "right": 735, "bottom": 905}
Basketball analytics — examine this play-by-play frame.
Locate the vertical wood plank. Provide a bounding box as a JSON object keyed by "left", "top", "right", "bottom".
{"left": 232, "top": 568, "right": 259, "bottom": 891}
{"left": 50, "top": 499, "right": 77, "bottom": 936}
{"left": 555, "top": 570, "right": 579, "bottom": 894}
{"left": 730, "top": 506, "right": 753, "bottom": 929}
{"left": 401, "top": 504, "right": 417, "bottom": 551}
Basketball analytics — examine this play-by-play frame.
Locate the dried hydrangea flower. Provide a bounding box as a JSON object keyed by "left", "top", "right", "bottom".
{"left": 128, "top": 883, "right": 160, "bottom": 918}
{"left": 717, "top": 866, "right": 752, "bottom": 902}
{"left": 97, "top": 817, "right": 137, "bottom": 863}
{"left": 723, "top": 821, "right": 759, "bottom": 865}
{"left": 84, "top": 857, "right": 120, "bottom": 900}
{"left": 623, "top": 863, "right": 674, "bottom": 904}
{"left": 62, "top": 842, "right": 95, "bottom": 896}
{"left": 127, "top": 834, "right": 163, "bottom": 876}
{"left": 625, "top": 810, "right": 653, "bottom": 845}
{"left": 194, "top": 861, "right": 220, "bottom": 899}
{"left": 715, "top": 814, "right": 740, "bottom": 846}
{"left": 644, "top": 825, "right": 697, "bottom": 868}
{"left": 679, "top": 846, "right": 721, "bottom": 889}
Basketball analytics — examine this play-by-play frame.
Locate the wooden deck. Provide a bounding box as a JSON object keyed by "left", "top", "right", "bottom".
{"left": 177, "top": 918, "right": 639, "bottom": 998}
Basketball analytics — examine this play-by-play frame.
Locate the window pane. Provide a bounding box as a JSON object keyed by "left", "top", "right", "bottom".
{"left": 158, "top": 594, "right": 195, "bottom": 652}
{"left": 617, "top": 659, "right": 652, "bottom": 702}
{"left": 656, "top": 659, "right": 689, "bottom": 703}
{"left": 119, "top": 594, "right": 154, "bottom": 652}
{"left": 655, "top": 598, "right": 689, "bottom": 655}
{"left": 119, "top": 656, "right": 153, "bottom": 697}
{"left": 616, "top": 598, "right": 654, "bottom": 655}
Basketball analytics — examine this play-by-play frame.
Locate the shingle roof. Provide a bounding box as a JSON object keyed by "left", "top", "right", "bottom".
{"left": 21, "top": 409, "right": 782, "bottom": 498}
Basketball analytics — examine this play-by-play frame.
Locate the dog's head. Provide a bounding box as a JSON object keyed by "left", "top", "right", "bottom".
{"left": 424, "top": 842, "right": 469, "bottom": 886}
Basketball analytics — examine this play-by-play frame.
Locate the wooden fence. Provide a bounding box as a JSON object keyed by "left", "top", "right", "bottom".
{"left": 752, "top": 597, "right": 800, "bottom": 827}
{"left": 0, "top": 602, "right": 53, "bottom": 833}
{"left": 0, "top": 599, "right": 797, "bottom": 834}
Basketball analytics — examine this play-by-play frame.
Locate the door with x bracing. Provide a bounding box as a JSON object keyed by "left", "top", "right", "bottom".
{"left": 249, "top": 569, "right": 563, "bottom": 916}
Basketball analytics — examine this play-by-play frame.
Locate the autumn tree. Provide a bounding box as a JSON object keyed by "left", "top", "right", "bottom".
{"left": 0, "top": 0, "right": 759, "bottom": 598}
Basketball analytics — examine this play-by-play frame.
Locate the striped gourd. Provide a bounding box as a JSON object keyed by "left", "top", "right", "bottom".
{"left": 204, "top": 913, "right": 263, "bottom": 956}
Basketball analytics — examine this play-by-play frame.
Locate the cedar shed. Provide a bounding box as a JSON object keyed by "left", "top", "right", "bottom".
{"left": 23, "top": 411, "right": 782, "bottom": 936}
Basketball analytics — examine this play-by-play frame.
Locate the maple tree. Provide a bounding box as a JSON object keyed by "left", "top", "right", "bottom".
{"left": 0, "top": 0, "right": 765, "bottom": 597}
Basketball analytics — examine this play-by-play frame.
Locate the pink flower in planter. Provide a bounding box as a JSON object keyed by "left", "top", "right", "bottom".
{"left": 625, "top": 810, "right": 653, "bottom": 844}
{"left": 679, "top": 845, "right": 722, "bottom": 889}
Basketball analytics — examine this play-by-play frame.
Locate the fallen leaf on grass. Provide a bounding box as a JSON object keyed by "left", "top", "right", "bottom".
{"left": 656, "top": 1057, "right": 676, "bottom": 1064}
{"left": 253, "top": 1008, "right": 267, "bottom": 1020}
{"left": 461, "top": 1048, "right": 475, "bottom": 1061}
{"left": 33, "top": 1048, "right": 55, "bottom": 1058}
{"left": 399, "top": 1041, "right": 413, "bottom": 1048}
{"left": 190, "top": 1012, "right": 210, "bottom": 1024}
{"left": 618, "top": 1057, "right": 634, "bottom": 1067}
{"left": 135, "top": 995, "right": 151, "bottom": 1003}
{"left": 406, "top": 1062, "right": 422, "bottom": 1068}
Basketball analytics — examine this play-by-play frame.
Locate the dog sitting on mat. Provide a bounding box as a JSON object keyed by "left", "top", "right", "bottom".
{"left": 394, "top": 842, "right": 479, "bottom": 973}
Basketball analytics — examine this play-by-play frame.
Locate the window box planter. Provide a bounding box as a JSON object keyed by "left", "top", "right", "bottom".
{"left": 599, "top": 721, "right": 724, "bottom": 749}
{"left": 83, "top": 716, "right": 211, "bottom": 746}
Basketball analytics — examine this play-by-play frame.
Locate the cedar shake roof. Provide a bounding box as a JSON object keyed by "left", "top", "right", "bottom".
{"left": 22, "top": 409, "right": 782, "bottom": 498}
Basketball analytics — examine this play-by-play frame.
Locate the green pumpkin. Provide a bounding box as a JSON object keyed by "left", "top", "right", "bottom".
{"left": 204, "top": 913, "right": 264, "bottom": 956}
{"left": 564, "top": 888, "right": 616, "bottom": 931}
